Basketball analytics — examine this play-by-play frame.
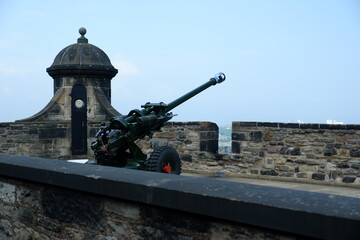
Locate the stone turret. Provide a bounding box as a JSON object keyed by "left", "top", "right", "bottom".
{"left": 47, "top": 27, "right": 117, "bottom": 102}
{"left": 17, "top": 27, "right": 121, "bottom": 156}
{"left": 19, "top": 27, "right": 120, "bottom": 122}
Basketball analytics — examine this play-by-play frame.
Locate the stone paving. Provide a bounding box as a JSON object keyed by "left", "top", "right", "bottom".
{"left": 182, "top": 172, "right": 360, "bottom": 198}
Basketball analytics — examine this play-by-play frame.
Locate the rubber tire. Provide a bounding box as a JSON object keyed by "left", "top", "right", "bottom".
{"left": 146, "top": 146, "right": 181, "bottom": 175}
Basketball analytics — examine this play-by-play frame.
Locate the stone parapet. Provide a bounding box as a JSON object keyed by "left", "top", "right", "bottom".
{"left": 0, "top": 154, "right": 359, "bottom": 239}
{"left": 138, "top": 121, "right": 219, "bottom": 170}
{"left": 0, "top": 121, "right": 104, "bottom": 160}
{"left": 230, "top": 121, "right": 360, "bottom": 184}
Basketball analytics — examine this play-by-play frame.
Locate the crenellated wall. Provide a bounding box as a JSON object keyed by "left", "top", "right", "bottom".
{"left": 2, "top": 120, "right": 360, "bottom": 185}
{"left": 0, "top": 121, "right": 218, "bottom": 162}
{"left": 138, "top": 121, "right": 219, "bottom": 167}
{"left": 145, "top": 121, "right": 360, "bottom": 185}
{"left": 229, "top": 122, "right": 360, "bottom": 184}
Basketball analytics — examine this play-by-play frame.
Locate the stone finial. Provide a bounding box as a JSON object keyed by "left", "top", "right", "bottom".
{"left": 77, "top": 27, "right": 88, "bottom": 43}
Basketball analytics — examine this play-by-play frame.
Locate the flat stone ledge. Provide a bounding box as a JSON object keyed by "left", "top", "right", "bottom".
{"left": 233, "top": 121, "right": 360, "bottom": 130}
{"left": 0, "top": 154, "right": 360, "bottom": 240}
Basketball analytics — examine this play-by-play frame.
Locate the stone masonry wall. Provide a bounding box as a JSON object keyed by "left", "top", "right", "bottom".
{"left": 2, "top": 119, "right": 360, "bottom": 185}
{"left": 138, "top": 121, "right": 219, "bottom": 169}
{"left": 0, "top": 121, "right": 218, "bottom": 163}
{"left": 0, "top": 121, "right": 102, "bottom": 160}
{"left": 0, "top": 176, "right": 302, "bottom": 240}
{"left": 229, "top": 122, "right": 360, "bottom": 184}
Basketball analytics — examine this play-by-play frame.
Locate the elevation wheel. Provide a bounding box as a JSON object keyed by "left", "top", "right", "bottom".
{"left": 146, "top": 146, "right": 181, "bottom": 175}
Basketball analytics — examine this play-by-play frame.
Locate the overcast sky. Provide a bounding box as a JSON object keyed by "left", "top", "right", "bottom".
{"left": 0, "top": 0, "right": 359, "bottom": 125}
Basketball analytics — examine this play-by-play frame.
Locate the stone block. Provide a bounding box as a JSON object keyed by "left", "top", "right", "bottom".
{"left": 39, "top": 128, "right": 66, "bottom": 139}
{"left": 231, "top": 141, "right": 241, "bottom": 154}
{"left": 105, "top": 200, "right": 140, "bottom": 220}
{"left": 289, "top": 147, "right": 301, "bottom": 156}
{"left": 275, "top": 165, "right": 289, "bottom": 171}
{"left": 350, "top": 149, "right": 360, "bottom": 157}
{"left": 329, "top": 171, "right": 337, "bottom": 180}
{"left": 265, "top": 145, "right": 282, "bottom": 154}
{"left": 250, "top": 131, "right": 262, "bottom": 142}
{"left": 180, "top": 154, "right": 192, "bottom": 162}
{"left": 0, "top": 219, "right": 13, "bottom": 239}
{"left": 274, "top": 159, "right": 286, "bottom": 165}
{"left": 36, "top": 217, "right": 61, "bottom": 233}
{"left": 296, "top": 173, "right": 308, "bottom": 178}
{"left": 0, "top": 182, "right": 16, "bottom": 203}
{"left": 342, "top": 177, "right": 356, "bottom": 183}
{"left": 264, "top": 164, "right": 274, "bottom": 169}
{"left": 337, "top": 163, "right": 350, "bottom": 168}
{"left": 279, "top": 172, "right": 293, "bottom": 177}
{"left": 18, "top": 207, "right": 33, "bottom": 223}
{"left": 340, "top": 168, "right": 358, "bottom": 175}
{"left": 314, "top": 138, "right": 335, "bottom": 143}
{"left": 299, "top": 165, "right": 318, "bottom": 172}
{"left": 312, "top": 173, "right": 325, "bottom": 180}
{"left": 200, "top": 121, "right": 218, "bottom": 131}
{"left": 107, "top": 220, "right": 131, "bottom": 237}
{"left": 13, "top": 221, "right": 47, "bottom": 240}
{"left": 324, "top": 147, "right": 337, "bottom": 156}
{"left": 351, "top": 164, "right": 360, "bottom": 169}
{"left": 42, "top": 187, "right": 104, "bottom": 230}
{"left": 260, "top": 170, "right": 278, "bottom": 176}
{"left": 16, "top": 187, "right": 41, "bottom": 209}
{"left": 150, "top": 139, "right": 168, "bottom": 149}
{"left": 0, "top": 205, "right": 18, "bottom": 219}
{"left": 232, "top": 133, "right": 246, "bottom": 141}
{"left": 306, "top": 159, "right": 326, "bottom": 165}
{"left": 279, "top": 147, "right": 287, "bottom": 154}
{"left": 326, "top": 162, "right": 336, "bottom": 171}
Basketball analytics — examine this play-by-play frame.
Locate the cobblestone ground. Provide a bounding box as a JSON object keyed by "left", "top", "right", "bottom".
{"left": 182, "top": 173, "right": 360, "bottom": 198}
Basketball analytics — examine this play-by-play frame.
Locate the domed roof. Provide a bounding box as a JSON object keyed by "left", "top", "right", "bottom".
{"left": 47, "top": 28, "right": 118, "bottom": 78}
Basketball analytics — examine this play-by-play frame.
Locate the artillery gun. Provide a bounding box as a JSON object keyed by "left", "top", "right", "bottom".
{"left": 90, "top": 72, "right": 226, "bottom": 174}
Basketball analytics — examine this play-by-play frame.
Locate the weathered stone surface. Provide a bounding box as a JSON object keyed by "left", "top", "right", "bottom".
{"left": 2, "top": 155, "right": 360, "bottom": 239}
{"left": 342, "top": 177, "right": 356, "bottom": 183}
{"left": 180, "top": 154, "right": 192, "bottom": 162}
{"left": 260, "top": 170, "right": 279, "bottom": 176}
{"left": 16, "top": 187, "right": 41, "bottom": 209}
{"left": 350, "top": 149, "right": 360, "bottom": 157}
{"left": 324, "top": 147, "right": 337, "bottom": 156}
{"left": 232, "top": 142, "right": 241, "bottom": 154}
{"left": 18, "top": 207, "right": 33, "bottom": 223}
{"left": 296, "top": 173, "right": 308, "bottom": 178}
{"left": 337, "top": 163, "right": 350, "bottom": 168}
{"left": 312, "top": 173, "right": 325, "bottom": 181}
{"left": 299, "top": 165, "right": 318, "bottom": 172}
{"left": 0, "top": 182, "right": 16, "bottom": 203}
{"left": 13, "top": 221, "right": 50, "bottom": 240}
{"left": 289, "top": 147, "right": 301, "bottom": 156}
{"left": 105, "top": 200, "right": 140, "bottom": 220}
{"left": 232, "top": 133, "right": 246, "bottom": 141}
{"left": 0, "top": 219, "right": 13, "bottom": 240}
{"left": 41, "top": 187, "right": 104, "bottom": 230}
{"left": 351, "top": 164, "right": 360, "bottom": 169}
{"left": 250, "top": 131, "right": 262, "bottom": 142}
{"left": 329, "top": 171, "right": 337, "bottom": 180}
{"left": 265, "top": 145, "right": 282, "bottom": 154}
{"left": 36, "top": 217, "right": 61, "bottom": 233}
{"left": 107, "top": 221, "right": 131, "bottom": 237}
{"left": 39, "top": 128, "right": 66, "bottom": 139}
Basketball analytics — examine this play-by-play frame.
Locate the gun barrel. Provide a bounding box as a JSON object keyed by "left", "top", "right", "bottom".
{"left": 166, "top": 72, "right": 226, "bottom": 112}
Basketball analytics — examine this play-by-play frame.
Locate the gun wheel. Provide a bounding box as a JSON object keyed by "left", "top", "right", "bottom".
{"left": 146, "top": 146, "right": 181, "bottom": 175}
